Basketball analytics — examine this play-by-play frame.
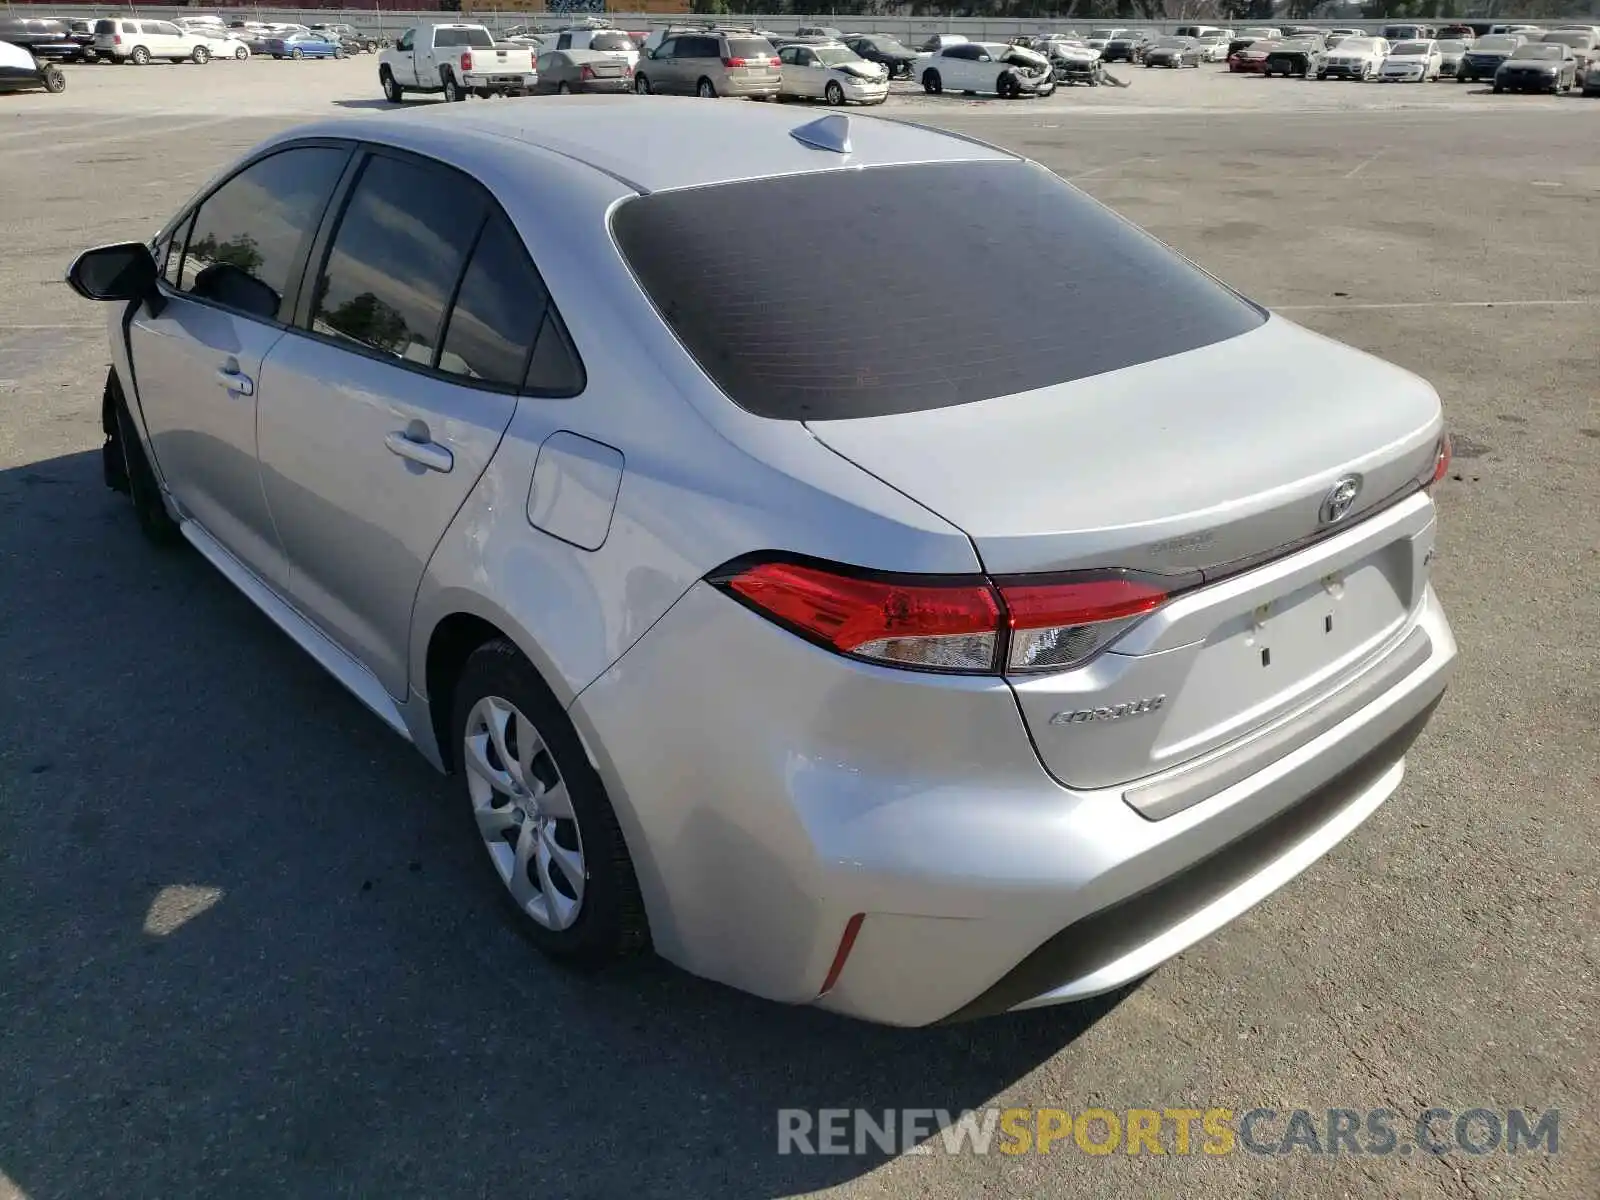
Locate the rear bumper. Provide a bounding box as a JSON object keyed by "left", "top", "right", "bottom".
{"left": 464, "top": 70, "right": 538, "bottom": 90}
{"left": 572, "top": 573, "right": 1455, "bottom": 1027}
{"left": 723, "top": 75, "right": 781, "bottom": 96}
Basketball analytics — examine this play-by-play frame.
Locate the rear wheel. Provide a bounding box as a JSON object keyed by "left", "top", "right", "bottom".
{"left": 130, "top": 45, "right": 150, "bottom": 65}
{"left": 825, "top": 79, "right": 844, "bottom": 105}
{"left": 696, "top": 76, "right": 716, "bottom": 98}
{"left": 443, "top": 73, "right": 462, "bottom": 101}
{"left": 450, "top": 640, "right": 648, "bottom": 966}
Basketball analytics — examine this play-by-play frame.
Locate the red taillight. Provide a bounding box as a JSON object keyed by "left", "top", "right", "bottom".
{"left": 713, "top": 558, "right": 1179, "bottom": 675}
{"left": 723, "top": 561, "right": 1001, "bottom": 672}
{"left": 769, "top": 55, "right": 781, "bottom": 66}
{"left": 580, "top": 63, "right": 595, "bottom": 79}
{"left": 818, "top": 913, "right": 864, "bottom": 997}
{"left": 1421, "top": 432, "right": 1452, "bottom": 488}
{"left": 997, "top": 575, "right": 1169, "bottom": 673}
{"left": 113, "top": 34, "right": 122, "bottom": 44}
{"left": 460, "top": 50, "right": 472, "bottom": 71}
{"left": 723, "top": 56, "right": 746, "bottom": 67}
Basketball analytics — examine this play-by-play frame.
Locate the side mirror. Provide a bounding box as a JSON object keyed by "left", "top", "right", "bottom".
{"left": 394, "top": 37, "right": 404, "bottom": 50}
{"left": 66, "top": 241, "right": 157, "bottom": 302}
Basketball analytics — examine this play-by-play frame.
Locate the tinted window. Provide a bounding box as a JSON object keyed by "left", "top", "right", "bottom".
{"left": 178, "top": 145, "right": 348, "bottom": 322}
{"left": 435, "top": 27, "right": 493, "bottom": 48}
{"left": 436, "top": 212, "right": 545, "bottom": 388}
{"left": 726, "top": 38, "right": 772, "bottom": 59}
{"left": 555, "top": 33, "right": 572, "bottom": 49}
{"left": 156, "top": 22, "right": 182, "bottom": 35}
{"left": 94, "top": 19, "right": 115, "bottom": 34}
{"left": 683, "top": 36, "right": 718, "bottom": 57}
{"left": 591, "top": 32, "right": 633, "bottom": 50}
{"left": 612, "top": 162, "right": 1264, "bottom": 421}
{"left": 310, "top": 155, "right": 483, "bottom": 365}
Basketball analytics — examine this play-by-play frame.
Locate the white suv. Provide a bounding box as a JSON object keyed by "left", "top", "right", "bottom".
{"left": 93, "top": 16, "right": 209, "bottom": 64}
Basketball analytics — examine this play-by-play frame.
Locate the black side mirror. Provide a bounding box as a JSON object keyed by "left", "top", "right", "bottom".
{"left": 66, "top": 241, "right": 157, "bottom": 302}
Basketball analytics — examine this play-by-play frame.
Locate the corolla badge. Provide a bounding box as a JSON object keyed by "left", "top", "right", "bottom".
{"left": 1319, "top": 475, "right": 1363, "bottom": 526}
{"left": 1050, "top": 696, "right": 1166, "bottom": 726}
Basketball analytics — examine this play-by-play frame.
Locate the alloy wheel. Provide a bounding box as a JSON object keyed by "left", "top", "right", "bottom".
{"left": 463, "top": 695, "right": 587, "bottom": 932}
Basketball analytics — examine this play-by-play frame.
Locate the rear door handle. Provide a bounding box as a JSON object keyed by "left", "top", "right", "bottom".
{"left": 215, "top": 367, "right": 254, "bottom": 396}
{"left": 384, "top": 430, "right": 453, "bottom": 473}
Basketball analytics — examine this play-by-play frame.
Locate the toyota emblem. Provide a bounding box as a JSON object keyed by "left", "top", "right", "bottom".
{"left": 1319, "top": 475, "right": 1363, "bottom": 526}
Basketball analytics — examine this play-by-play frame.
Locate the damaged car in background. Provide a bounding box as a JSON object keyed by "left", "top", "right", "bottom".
{"left": 1040, "top": 36, "right": 1106, "bottom": 85}
{"left": 918, "top": 40, "right": 1055, "bottom": 98}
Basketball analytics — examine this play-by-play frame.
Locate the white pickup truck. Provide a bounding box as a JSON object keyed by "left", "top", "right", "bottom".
{"left": 379, "top": 22, "right": 537, "bottom": 103}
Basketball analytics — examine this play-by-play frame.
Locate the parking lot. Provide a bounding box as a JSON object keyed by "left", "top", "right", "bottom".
{"left": 1, "top": 54, "right": 1597, "bottom": 1200}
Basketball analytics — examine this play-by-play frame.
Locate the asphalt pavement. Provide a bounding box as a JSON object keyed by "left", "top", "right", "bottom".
{"left": 1, "top": 58, "right": 1596, "bottom": 1200}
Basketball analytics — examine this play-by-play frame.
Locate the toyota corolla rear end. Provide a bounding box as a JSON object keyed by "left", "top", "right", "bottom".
{"left": 579, "top": 155, "right": 1456, "bottom": 1026}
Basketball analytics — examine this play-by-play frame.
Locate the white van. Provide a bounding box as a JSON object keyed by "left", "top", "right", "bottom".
{"left": 93, "top": 16, "right": 208, "bottom": 64}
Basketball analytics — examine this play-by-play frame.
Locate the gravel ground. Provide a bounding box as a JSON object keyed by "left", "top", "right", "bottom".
{"left": 1, "top": 55, "right": 1597, "bottom": 1200}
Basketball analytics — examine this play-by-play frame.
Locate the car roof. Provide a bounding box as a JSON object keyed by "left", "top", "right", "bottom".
{"left": 285, "top": 96, "right": 1016, "bottom": 195}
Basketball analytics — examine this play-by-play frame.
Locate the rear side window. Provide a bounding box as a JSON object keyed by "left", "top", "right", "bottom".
{"left": 309, "top": 155, "right": 484, "bottom": 365}
{"left": 683, "top": 36, "right": 718, "bottom": 58}
{"left": 177, "top": 145, "right": 349, "bottom": 322}
{"left": 436, "top": 210, "right": 583, "bottom": 395}
{"left": 611, "top": 161, "right": 1264, "bottom": 421}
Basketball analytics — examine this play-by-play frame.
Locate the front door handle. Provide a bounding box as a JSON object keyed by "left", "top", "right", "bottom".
{"left": 215, "top": 367, "right": 254, "bottom": 396}
{"left": 385, "top": 430, "right": 453, "bottom": 473}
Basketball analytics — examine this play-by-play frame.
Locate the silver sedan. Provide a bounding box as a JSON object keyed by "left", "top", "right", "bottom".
{"left": 67, "top": 98, "right": 1456, "bottom": 1026}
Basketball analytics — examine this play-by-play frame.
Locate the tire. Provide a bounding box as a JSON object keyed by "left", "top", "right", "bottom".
{"left": 696, "top": 76, "right": 715, "bottom": 98}
{"left": 382, "top": 68, "right": 403, "bottom": 102}
{"left": 42, "top": 65, "right": 66, "bottom": 93}
{"left": 922, "top": 68, "right": 941, "bottom": 94}
{"left": 191, "top": 45, "right": 209, "bottom": 64}
{"left": 130, "top": 45, "right": 150, "bottom": 65}
{"left": 235, "top": 47, "right": 248, "bottom": 60}
{"left": 1492, "top": 83, "right": 1502, "bottom": 93}
{"left": 291, "top": 47, "right": 304, "bottom": 60}
{"left": 825, "top": 79, "right": 844, "bottom": 105}
{"left": 109, "top": 376, "right": 181, "bottom": 547}
{"left": 443, "top": 73, "right": 461, "bottom": 101}
{"left": 557, "top": 81, "right": 571, "bottom": 94}
{"left": 633, "top": 73, "right": 651, "bottom": 93}
{"left": 450, "top": 639, "right": 648, "bottom": 966}
{"left": 333, "top": 46, "right": 345, "bottom": 59}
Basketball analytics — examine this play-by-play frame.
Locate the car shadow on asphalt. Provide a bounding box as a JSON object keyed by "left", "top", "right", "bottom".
{"left": 0, "top": 449, "right": 1133, "bottom": 1199}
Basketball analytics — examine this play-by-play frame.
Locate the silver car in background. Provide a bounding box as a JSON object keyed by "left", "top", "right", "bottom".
{"left": 67, "top": 99, "right": 1456, "bottom": 1026}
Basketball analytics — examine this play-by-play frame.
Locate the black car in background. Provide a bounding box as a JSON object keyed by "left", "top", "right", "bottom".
{"left": 1494, "top": 42, "right": 1578, "bottom": 92}
{"left": 1457, "top": 34, "right": 1523, "bottom": 81}
{"left": 1102, "top": 31, "right": 1152, "bottom": 62}
{"left": 1265, "top": 38, "right": 1326, "bottom": 77}
{"left": 0, "top": 16, "right": 83, "bottom": 62}
{"left": 843, "top": 33, "right": 917, "bottom": 78}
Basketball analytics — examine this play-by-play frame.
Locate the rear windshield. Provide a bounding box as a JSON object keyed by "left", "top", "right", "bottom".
{"left": 94, "top": 18, "right": 115, "bottom": 33}
{"left": 1542, "top": 31, "right": 1592, "bottom": 46}
{"left": 590, "top": 32, "right": 634, "bottom": 50}
{"left": 724, "top": 37, "right": 774, "bottom": 59}
{"left": 1392, "top": 42, "right": 1431, "bottom": 54}
{"left": 611, "top": 162, "right": 1264, "bottom": 421}
{"left": 435, "top": 27, "right": 494, "bottom": 48}
{"left": 1474, "top": 36, "right": 1518, "bottom": 51}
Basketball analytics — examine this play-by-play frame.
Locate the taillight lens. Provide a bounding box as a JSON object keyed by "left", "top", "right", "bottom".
{"left": 997, "top": 575, "right": 1169, "bottom": 673}
{"left": 1420, "top": 432, "right": 1451, "bottom": 488}
{"left": 769, "top": 56, "right": 781, "bottom": 66}
{"left": 460, "top": 50, "right": 473, "bottom": 71}
{"left": 723, "top": 56, "right": 746, "bottom": 67}
{"left": 720, "top": 561, "right": 1001, "bottom": 672}
{"left": 711, "top": 558, "right": 1180, "bottom": 675}
{"left": 581, "top": 64, "right": 594, "bottom": 79}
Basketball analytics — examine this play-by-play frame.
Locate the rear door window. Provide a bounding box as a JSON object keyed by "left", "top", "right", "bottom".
{"left": 308, "top": 154, "right": 484, "bottom": 365}
{"left": 611, "top": 161, "right": 1264, "bottom": 420}
{"left": 436, "top": 209, "right": 583, "bottom": 395}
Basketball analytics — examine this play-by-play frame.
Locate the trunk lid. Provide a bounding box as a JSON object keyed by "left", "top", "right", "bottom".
{"left": 807, "top": 316, "right": 1444, "bottom": 791}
